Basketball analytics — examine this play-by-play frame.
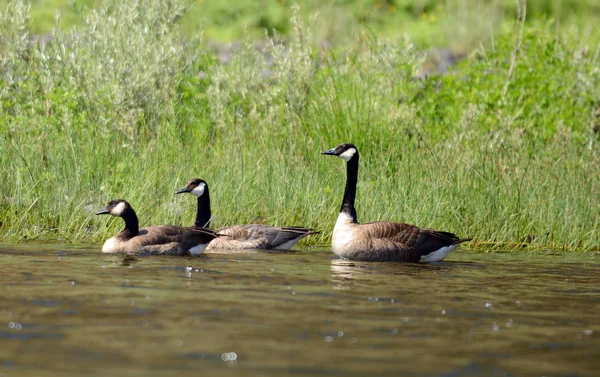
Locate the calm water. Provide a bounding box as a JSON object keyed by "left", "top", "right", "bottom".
{"left": 0, "top": 244, "right": 598, "bottom": 377}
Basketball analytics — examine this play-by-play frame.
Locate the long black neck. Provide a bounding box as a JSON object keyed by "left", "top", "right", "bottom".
{"left": 195, "top": 187, "right": 212, "bottom": 228}
{"left": 341, "top": 155, "right": 359, "bottom": 223}
{"left": 119, "top": 209, "right": 139, "bottom": 239}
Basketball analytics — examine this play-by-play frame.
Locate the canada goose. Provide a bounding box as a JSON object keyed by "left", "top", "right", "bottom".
{"left": 322, "top": 143, "right": 471, "bottom": 262}
{"left": 175, "top": 178, "right": 318, "bottom": 250}
{"left": 95, "top": 199, "right": 218, "bottom": 255}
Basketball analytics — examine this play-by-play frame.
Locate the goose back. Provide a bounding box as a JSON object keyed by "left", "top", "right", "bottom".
{"left": 206, "top": 224, "right": 317, "bottom": 250}
{"left": 333, "top": 215, "right": 468, "bottom": 262}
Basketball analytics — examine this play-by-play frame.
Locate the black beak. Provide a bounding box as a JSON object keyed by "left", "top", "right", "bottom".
{"left": 175, "top": 186, "right": 190, "bottom": 195}
{"left": 95, "top": 207, "right": 110, "bottom": 215}
{"left": 321, "top": 148, "right": 336, "bottom": 156}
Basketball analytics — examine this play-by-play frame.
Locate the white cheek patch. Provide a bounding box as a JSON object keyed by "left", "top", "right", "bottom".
{"left": 190, "top": 183, "right": 206, "bottom": 197}
{"left": 111, "top": 202, "right": 126, "bottom": 216}
{"left": 339, "top": 148, "right": 357, "bottom": 161}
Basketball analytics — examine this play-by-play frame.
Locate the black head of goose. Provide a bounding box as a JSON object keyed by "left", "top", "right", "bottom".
{"left": 175, "top": 178, "right": 318, "bottom": 250}
{"left": 322, "top": 143, "right": 471, "bottom": 262}
{"left": 95, "top": 199, "right": 218, "bottom": 255}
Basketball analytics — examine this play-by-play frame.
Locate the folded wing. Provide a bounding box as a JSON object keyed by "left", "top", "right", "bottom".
{"left": 359, "top": 221, "right": 466, "bottom": 261}
{"left": 212, "top": 224, "right": 318, "bottom": 250}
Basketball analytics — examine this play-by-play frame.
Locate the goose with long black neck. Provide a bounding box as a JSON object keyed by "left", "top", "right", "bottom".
{"left": 322, "top": 143, "right": 470, "bottom": 262}
{"left": 175, "top": 178, "right": 318, "bottom": 250}
{"left": 95, "top": 199, "right": 218, "bottom": 255}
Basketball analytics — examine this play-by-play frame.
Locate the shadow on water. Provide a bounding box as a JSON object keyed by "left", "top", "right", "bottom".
{"left": 0, "top": 243, "right": 598, "bottom": 377}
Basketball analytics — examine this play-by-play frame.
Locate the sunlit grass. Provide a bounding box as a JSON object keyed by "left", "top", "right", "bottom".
{"left": 18, "top": 0, "right": 600, "bottom": 46}
{"left": 1, "top": 0, "right": 599, "bottom": 251}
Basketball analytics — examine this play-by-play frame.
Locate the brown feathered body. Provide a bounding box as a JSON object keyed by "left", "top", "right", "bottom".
{"left": 207, "top": 224, "right": 317, "bottom": 250}
{"left": 102, "top": 225, "right": 218, "bottom": 255}
{"left": 332, "top": 212, "right": 469, "bottom": 262}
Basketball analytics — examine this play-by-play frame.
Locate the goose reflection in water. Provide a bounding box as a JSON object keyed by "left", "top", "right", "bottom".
{"left": 330, "top": 259, "right": 371, "bottom": 290}
{"left": 104, "top": 254, "right": 140, "bottom": 267}
{"left": 330, "top": 257, "right": 463, "bottom": 289}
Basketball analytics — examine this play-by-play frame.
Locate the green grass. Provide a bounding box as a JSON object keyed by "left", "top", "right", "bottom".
{"left": 1, "top": 0, "right": 600, "bottom": 251}
{"left": 17, "top": 0, "right": 600, "bottom": 48}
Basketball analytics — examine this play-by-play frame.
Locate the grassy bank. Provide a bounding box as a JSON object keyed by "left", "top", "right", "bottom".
{"left": 22, "top": 0, "right": 600, "bottom": 48}
{"left": 1, "top": 0, "right": 599, "bottom": 250}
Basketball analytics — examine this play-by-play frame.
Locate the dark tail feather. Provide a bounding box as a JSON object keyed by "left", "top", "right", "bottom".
{"left": 281, "top": 227, "right": 320, "bottom": 235}
{"left": 452, "top": 238, "right": 472, "bottom": 246}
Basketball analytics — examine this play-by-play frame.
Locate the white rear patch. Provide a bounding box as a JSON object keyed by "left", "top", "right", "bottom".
{"left": 111, "top": 202, "right": 126, "bottom": 216}
{"left": 274, "top": 237, "right": 302, "bottom": 250}
{"left": 190, "top": 183, "right": 206, "bottom": 197}
{"left": 332, "top": 212, "right": 355, "bottom": 255}
{"left": 420, "top": 245, "right": 457, "bottom": 262}
{"left": 189, "top": 243, "right": 207, "bottom": 255}
{"left": 339, "top": 148, "right": 357, "bottom": 161}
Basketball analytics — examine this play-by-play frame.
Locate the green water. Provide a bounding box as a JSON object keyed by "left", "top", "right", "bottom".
{"left": 0, "top": 244, "right": 598, "bottom": 377}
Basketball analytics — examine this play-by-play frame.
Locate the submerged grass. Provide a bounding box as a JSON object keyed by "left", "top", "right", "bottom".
{"left": 1, "top": 0, "right": 600, "bottom": 251}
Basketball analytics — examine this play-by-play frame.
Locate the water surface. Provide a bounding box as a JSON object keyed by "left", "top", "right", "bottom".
{"left": 0, "top": 244, "right": 599, "bottom": 376}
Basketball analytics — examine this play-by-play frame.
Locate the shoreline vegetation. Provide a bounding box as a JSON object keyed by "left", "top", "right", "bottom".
{"left": 1, "top": 0, "right": 599, "bottom": 251}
